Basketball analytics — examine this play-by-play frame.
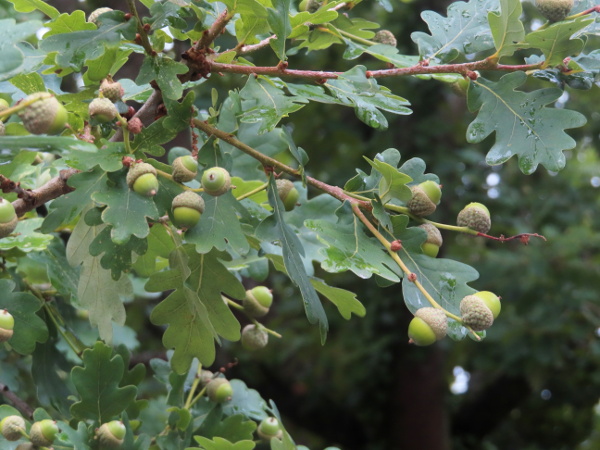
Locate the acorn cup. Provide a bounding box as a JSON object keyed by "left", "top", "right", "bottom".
{"left": 18, "top": 92, "right": 68, "bottom": 135}
{"left": 127, "top": 163, "right": 159, "bottom": 197}
{"left": 0, "top": 198, "right": 18, "bottom": 239}
{"left": 407, "top": 180, "right": 441, "bottom": 217}
{"left": 408, "top": 307, "right": 448, "bottom": 346}
{"left": 276, "top": 179, "right": 300, "bottom": 211}
{"left": 172, "top": 155, "right": 198, "bottom": 183}
{"left": 171, "top": 191, "right": 205, "bottom": 229}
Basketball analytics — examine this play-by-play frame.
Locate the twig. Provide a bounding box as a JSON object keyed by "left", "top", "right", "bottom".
{"left": 12, "top": 168, "right": 78, "bottom": 217}
{"left": 0, "top": 382, "right": 34, "bottom": 418}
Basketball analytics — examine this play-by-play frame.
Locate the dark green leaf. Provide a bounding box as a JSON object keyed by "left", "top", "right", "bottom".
{"left": 268, "top": 0, "right": 292, "bottom": 60}
{"left": 135, "top": 55, "right": 188, "bottom": 100}
{"left": 488, "top": 0, "right": 525, "bottom": 59}
{"left": 0, "top": 18, "right": 43, "bottom": 76}
{"left": 89, "top": 226, "right": 148, "bottom": 280}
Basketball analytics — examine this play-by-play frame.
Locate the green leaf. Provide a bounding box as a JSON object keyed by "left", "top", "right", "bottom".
{"left": 342, "top": 40, "right": 419, "bottom": 68}
{"left": 41, "top": 167, "right": 108, "bottom": 233}
{"left": 256, "top": 177, "right": 329, "bottom": 342}
{"left": 135, "top": 55, "right": 188, "bottom": 100}
{"left": 184, "top": 193, "right": 250, "bottom": 255}
{"left": 56, "top": 421, "right": 92, "bottom": 450}
{"left": 0, "top": 279, "right": 48, "bottom": 355}
{"left": 64, "top": 141, "right": 126, "bottom": 172}
{"left": 211, "top": 414, "right": 258, "bottom": 442}
{"left": 411, "top": 0, "right": 496, "bottom": 62}
{"left": 488, "top": 0, "right": 525, "bottom": 59}
{"left": 221, "top": 379, "right": 269, "bottom": 421}
{"left": 66, "top": 217, "right": 132, "bottom": 343}
{"left": 10, "top": 72, "right": 45, "bottom": 94}
{"left": 148, "top": 246, "right": 244, "bottom": 374}
{"left": 93, "top": 170, "right": 159, "bottom": 244}
{"left": 43, "top": 10, "right": 95, "bottom": 37}
{"left": 311, "top": 279, "right": 366, "bottom": 319}
{"left": 70, "top": 341, "right": 138, "bottom": 422}
{"left": 0, "top": 19, "right": 43, "bottom": 76}
{"left": 467, "top": 72, "right": 587, "bottom": 174}
{"left": 305, "top": 202, "right": 400, "bottom": 282}
{"left": 193, "top": 436, "right": 256, "bottom": 450}
{"left": 268, "top": 0, "right": 292, "bottom": 60}
{"left": 89, "top": 226, "right": 148, "bottom": 280}
{"left": 8, "top": 0, "right": 59, "bottom": 18}
{"left": 364, "top": 156, "right": 412, "bottom": 204}
{"left": 0, "top": 218, "right": 53, "bottom": 252}
{"left": 520, "top": 16, "right": 593, "bottom": 67}
{"left": 0, "top": 136, "right": 97, "bottom": 161}
{"left": 132, "top": 223, "right": 175, "bottom": 277}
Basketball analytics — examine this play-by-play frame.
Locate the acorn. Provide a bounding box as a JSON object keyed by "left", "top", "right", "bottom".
{"left": 460, "top": 295, "right": 494, "bottom": 331}
{"left": 257, "top": 417, "right": 283, "bottom": 441}
{"left": 201, "top": 167, "right": 231, "bottom": 196}
{"left": 275, "top": 179, "right": 300, "bottom": 211}
{"left": 0, "top": 121, "right": 5, "bottom": 136}
{"left": 457, "top": 202, "right": 491, "bottom": 234}
{"left": 127, "top": 162, "right": 159, "bottom": 197}
{"left": 89, "top": 98, "right": 118, "bottom": 123}
{"left": 407, "top": 180, "right": 441, "bottom": 217}
{"left": 473, "top": 291, "right": 501, "bottom": 319}
{"left": 0, "top": 309, "right": 14, "bottom": 343}
{"left": 199, "top": 369, "right": 214, "bottom": 387}
{"left": 241, "top": 324, "right": 269, "bottom": 351}
{"left": 0, "top": 98, "right": 9, "bottom": 112}
{"left": 408, "top": 307, "right": 447, "bottom": 346}
{"left": 535, "top": 0, "right": 573, "bottom": 22}
{"left": 418, "top": 223, "right": 443, "bottom": 257}
{"left": 96, "top": 420, "right": 126, "bottom": 448}
{"left": 207, "top": 378, "right": 233, "bottom": 403}
{"left": 18, "top": 92, "right": 68, "bottom": 135}
{"left": 171, "top": 190, "right": 205, "bottom": 229}
{"left": 299, "top": 0, "right": 323, "bottom": 13}
{"left": 172, "top": 155, "right": 198, "bottom": 183}
{"left": 373, "top": 30, "right": 397, "bottom": 47}
{"left": 29, "top": 420, "right": 59, "bottom": 447}
{"left": 242, "top": 286, "right": 273, "bottom": 318}
{"left": 100, "top": 79, "right": 124, "bottom": 102}
{"left": 0, "top": 415, "right": 26, "bottom": 441}
{"left": 0, "top": 198, "right": 18, "bottom": 239}
{"left": 88, "top": 7, "right": 113, "bottom": 25}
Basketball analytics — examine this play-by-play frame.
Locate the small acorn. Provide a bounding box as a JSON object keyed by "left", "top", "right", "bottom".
{"left": 207, "top": 378, "right": 233, "bottom": 403}
{"left": 257, "top": 417, "right": 283, "bottom": 441}
{"left": 373, "top": 30, "right": 397, "bottom": 47}
{"left": 89, "top": 98, "right": 118, "bottom": 123}
{"left": 199, "top": 369, "right": 214, "bottom": 387}
{"left": 299, "top": 0, "right": 323, "bottom": 13}
{"left": 201, "top": 167, "right": 231, "bottom": 196}
{"left": 96, "top": 420, "right": 126, "bottom": 448}
{"left": 473, "top": 291, "right": 501, "bottom": 319}
{"left": 100, "top": 79, "right": 124, "bottom": 102}
{"left": 0, "top": 98, "right": 9, "bottom": 112}
{"left": 457, "top": 202, "right": 491, "bottom": 234}
{"left": 0, "top": 309, "right": 14, "bottom": 343}
{"left": 0, "top": 415, "right": 26, "bottom": 441}
{"left": 88, "top": 7, "right": 113, "bottom": 25}
{"left": 407, "top": 180, "right": 441, "bottom": 217}
{"left": 18, "top": 92, "right": 68, "bottom": 135}
{"left": 0, "top": 198, "right": 18, "bottom": 239}
{"left": 241, "top": 324, "right": 269, "bottom": 351}
{"left": 171, "top": 191, "right": 205, "bottom": 229}
{"left": 408, "top": 307, "right": 448, "bottom": 346}
{"left": 460, "top": 295, "right": 494, "bottom": 331}
{"left": 172, "top": 155, "right": 198, "bottom": 183}
{"left": 535, "top": 0, "right": 573, "bottom": 22}
{"left": 275, "top": 179, "right": 300, "bottom": 211}
{"left": 127, "top": 162, "right": 159, "bottom": 197}
{"left": 30, "top": 420, "right": 59, "bottom": 447}
{"left": 243, "top": 286, "right": 273, "bottom": 318}
{"left": 418, "top": 223, "right": 443, "bottom": 258}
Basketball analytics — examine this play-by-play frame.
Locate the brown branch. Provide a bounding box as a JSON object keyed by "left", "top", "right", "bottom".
{"left": 236, "top": 36, "right": 276, "bottom": 55}
{"left": 110, "top": 90, "right": 163, "bottom": 143}
{"left": 196, "top": 9, "right": 233, "bottom": 50}
{"left": 0, "top": 382, "right": 34, "bottom": 418}
{"left": 12, "top": 168, "right": 79, "bottom": 217}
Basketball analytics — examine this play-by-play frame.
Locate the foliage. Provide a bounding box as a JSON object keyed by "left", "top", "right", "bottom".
{"left": 0, "top": 0, "right": 599, "bottom": 448}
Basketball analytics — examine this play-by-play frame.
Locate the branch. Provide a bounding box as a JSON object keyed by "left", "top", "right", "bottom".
{"left": 0, "top": 381, "right": 34, "bottom": 418}
{"left": 196, "top": 9, "right": 233, "bottom": 50}
{"left": 13, "top": 169, "right": 79, "bottom": 217}
{"left": 110, "top": 90, "right": 163, "bottom": 143}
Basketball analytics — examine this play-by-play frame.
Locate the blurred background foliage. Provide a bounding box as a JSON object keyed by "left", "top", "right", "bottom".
{"left": 1, "top": 0, "right": 599, "bottom": 448}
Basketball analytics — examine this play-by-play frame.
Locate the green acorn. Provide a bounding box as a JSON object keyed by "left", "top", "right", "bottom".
{"left": 18, "top": 92, "right": 68, "bottom": 135}
{"left": 408, "top": 307, "right": 448, "bottom": 346}
{"left": 257, "top": 417, "right": 283, "bottom": 441}
{"left": 199, "top": 369, "right": 214, "bottom": 387}
{"left": 243, "top": 286, "right": 273, "bottom": 318}
{"left": 201, "top": 167, "right": 231, "bottom": 196}
{"left": 407, "top": 180, "right": 441, "bottom": 217}
{"left": 171, "top": 191, "right": 205, "bottom": 229}
{"left": 276, "top": 179, "right": 300, "bottom": 211}
{"left": 30, "top": 420, "right": 59, "bottom": 447}
{"left": 457, "top": 202, "right": 491, "bottom": 234}
{"left": 299, "top": 0, "right": 323, "bottom": 13}
{"left": 89, "top": 98, "right": 118, "bottom": 123}
{"left": 460, "top": 295, "right": 494, "bottom": 331}
{"left": 96, "top": 420, "right": 126, "bottom": 448}
{"left": 0, "top": 121, "right": 5, "bottom": 136}
{"left": 172, "top": 155, "right": 198, "bottom": 183}
{"left": 0, "top": 309, "right": 14, "bottom": 343}
{"left": 535, "top": 0, "right": 573, "bottom": 22}
{"left": 241, "top": 324, "right": 269, "bottom": 351}
{"left": 418, "top": 223, "right": 443, "bottom": 258}
{"left": 1, "top": 415, "right": 26, "bottom": 441}
{"left": 127, "top": 162, "right": 159, "bottom": 197}
{"left": 373, "top": 30, "right": 397, "bottom": 47}
{"left": 473, "top": 291, "right": 501, "bottom": 319}
{"left": 207, "top": 378, "right": 233, "bottom": 403}
{"left": 88, "top": 7, "right": 113, "bottom": 25}
{"left": 0, "top": 98, "right": 9, "bottom": 112}
{"left": 0, "top": 198, "right": 18, "bottom": 239}
{"left": 100, "top": 79, "right": 124, "bottom": 102}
